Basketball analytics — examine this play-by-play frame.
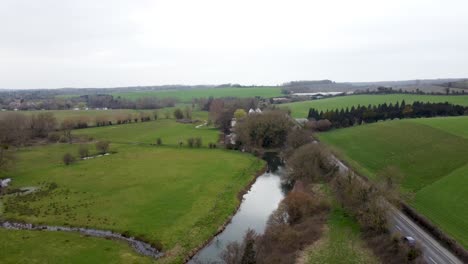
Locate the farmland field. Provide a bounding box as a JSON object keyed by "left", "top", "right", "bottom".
{"left": 112, "top": 87, "right": 282, "bottom": 102}
{"left": 319, "top": 116, "right": 468, "bottom": 248}
{"left": 74, "top": 119, "right": 219, "bottom": 146}
{"left": 0, "top": 229, "right": 154, "bottom": 264}
{"left": 0, "top": 120, "right": 264, "bottom": 263}
{"left": 0, "top": 107, "right": 209, "bottom": 124}
{"left": 0, "top": 109, "right": 153, "bottom": 122}
{"left": 282, "top": 94, "right": 468, "bottom": 118}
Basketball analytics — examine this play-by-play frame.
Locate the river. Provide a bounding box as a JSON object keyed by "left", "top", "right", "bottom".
{"left": 189, "top": 153, "right": 288, "bottom": 263}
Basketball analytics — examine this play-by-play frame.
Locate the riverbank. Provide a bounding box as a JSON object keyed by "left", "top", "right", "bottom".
{"left": 184, "top": 163, "right": 267, "bottom": 262}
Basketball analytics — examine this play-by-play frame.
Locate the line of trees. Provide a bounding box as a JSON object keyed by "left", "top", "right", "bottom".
{"left": 0, "top": 112, "right": 57, "bottom": 146}
{"left": 308, "top": 101, "right": 467, "bottom": 129}
{"left": 0, "top": 93, "right": 178, "bottom": 111}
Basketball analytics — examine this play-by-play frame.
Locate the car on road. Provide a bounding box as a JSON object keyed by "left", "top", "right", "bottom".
{"left": 403, "top": 236, "right": 416, "bottom": 246}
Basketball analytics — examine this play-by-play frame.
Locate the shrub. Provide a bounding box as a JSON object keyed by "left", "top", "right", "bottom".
{"left": 187, "top": 138, "right": 194, "bottom": 148}
{"left": 62, "top": 153, "right": 75, "bottom": 165}
{"left": 95, "top": 140, "right": 110, "bottom": 154}
{"left": 58, "top": 135, "right": 68, "bottom": 143}
{"left": 194, "top": 137, "right": 202, "bottom": 148}
{"left": 78, "top": 144, "right": 89, "bottom": 158}
{"left": 316, "top": 119, "right": 332, "bottom": 131}
{"left": 48, "top": 132, "right": 61, "bottom": 142}
{"left": 174, "top": 108, "right": 184, "bottom": 119}
{"left": 156, "top": 138, "right": 162, "bottom": 145}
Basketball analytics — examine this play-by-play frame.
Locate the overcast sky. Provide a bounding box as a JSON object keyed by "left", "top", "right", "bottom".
{"left": 1, "top": 0, "right": 467, "bottom": 89}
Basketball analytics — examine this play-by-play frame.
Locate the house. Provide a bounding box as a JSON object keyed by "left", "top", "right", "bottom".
{"left": 248, "top": 108, "right": 262, "bottom": 115}
{"left": 231, "top": 118, "right": 237, "bottom": 128}
{"left": 272, "top": 97, "right": 291, "bottom": 104}
{"left": 295, "top": 118, "right": 309, "bottom": 125}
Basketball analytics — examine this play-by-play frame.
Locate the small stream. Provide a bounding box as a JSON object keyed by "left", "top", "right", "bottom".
{"left": 189, "top": 153, "right": 289, "bottom": 263}
{"left": 0, "top": 178, "right": 163, "bottom": 259}
{"left": 0, "top": 221, "right": 163, "bottom": 258}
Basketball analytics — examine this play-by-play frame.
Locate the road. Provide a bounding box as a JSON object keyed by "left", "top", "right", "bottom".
{"left": 331, "top": 155, "right": 463, "bottom": 264}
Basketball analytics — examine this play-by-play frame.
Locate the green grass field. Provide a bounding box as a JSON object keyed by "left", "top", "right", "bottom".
{"left": 112, "top": 87, "right": 282, "bottom": 102}
{"left": 307, "top": 206, "right": 378, "bottom": 264}
{"left": 0, "top": 229, "right": 154, "bottom": 264}
{"left": 1, "top": 120, "right": 264, "bottom": 263}
{"left": 319, "top": 116, "right": 468, "bottom": 248}
{"left": 0, "top": 107, "right": 209, "bottom": 124}
{"left": 74, "top": 119, "right": 218, "bottom": 146}
{"left": 282, "top": 94, "right": 468, "bottom": 118}
{"left": 0, "top": 109, "right": 152, "bottom": 122}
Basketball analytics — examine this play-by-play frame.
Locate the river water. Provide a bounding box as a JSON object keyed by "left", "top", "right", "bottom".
{"left": 189, "top": 153, "right": 288, "bottom": 263}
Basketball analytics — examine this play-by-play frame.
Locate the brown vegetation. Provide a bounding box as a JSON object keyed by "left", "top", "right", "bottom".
{"left": 285, "top": 143, "right": 334, "bottom": 182}
{"left": 95, "top": 140, "right": 110, "bottom": 154}
{"left": 62, "top": 153, "right": 75, "bottom": 165}
{"left": 331, "top": 172, "right": 425, "bottom": 263}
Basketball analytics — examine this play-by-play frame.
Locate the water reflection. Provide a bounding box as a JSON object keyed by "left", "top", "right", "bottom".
{"left": 189, "top": 153, "right": 287, "bottom": 263}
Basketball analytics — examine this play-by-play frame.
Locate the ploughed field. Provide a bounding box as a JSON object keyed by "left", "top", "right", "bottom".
{"left": 0, "top": 120, "right": 264, "bottom": 263}
{"left": 282, "top": 94, "right": 468, "bottom": 118}
{"left": 112, "top": 87, "right": 283, "bottom": 102}
{"left": 319, "top": 116, "right": 468, "bottom": 248}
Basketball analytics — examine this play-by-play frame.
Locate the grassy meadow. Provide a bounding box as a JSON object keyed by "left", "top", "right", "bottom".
{"left": 0, "top": 109, "right": 153, "bottom": 122}
{"left": 0, "top": 119, "right": 264, "bottom": 263}
{"left": 307, "top": 206, "right": 378, "bottom": 264}
{"left": 74, "top": 119, "right": 218, "bottom": 146}
{"left": 112, "top": 87, "right": 282, "bottom": 102}
{"left": 0, "top": 106, "right": 209, "bottom": 124}
{"left": 0, "top": 229, "right": 154, "bottom": 264}
{"left": 282, "top": 94, "right": 468, "bottom": 118}
{"left": 319, "top": 116, "right": 468, "bottom": 248}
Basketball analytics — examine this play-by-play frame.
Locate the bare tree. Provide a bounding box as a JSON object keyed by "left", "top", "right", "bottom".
{"left": 78, "top": 144, "right": 89, "bottom": 158}
{"left": 62, "top": 153, "right": 75, "bottom": 165}
{"left": 31, "top": 112, "right": 57, "bottom": 138}
{"left": 61, "top": 118, "right": 75, "bottom": 143}
{"left": 0, "top": 112, "right": 31, "bottom": 145}
{"left": 95, "top": 140, "right": 110, "bottom": 154}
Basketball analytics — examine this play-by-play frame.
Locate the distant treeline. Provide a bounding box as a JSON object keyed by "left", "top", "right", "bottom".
{"left": 354, "top": 86, "right": 467, "bottom": 96}
{"left": 0, "top": 94, "right": 177, "bottom": 111}
{"left": 307, "top": 101, "right": 467, "bottom": 129}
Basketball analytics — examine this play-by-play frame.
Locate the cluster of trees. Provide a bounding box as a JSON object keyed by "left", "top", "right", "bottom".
{"left": 355, "top": 86, "right": 467, "bottom": 96}
{"left": 0, "top": 93, "right": 178, "bottom": 111}
{"left": 0, "top": 111, "right": 159, "bottom": 147}
{"left": 0, "top": 112, "right": 57, "bottom": 146}
{"left": 0, "top": 93, "right": 178, "bottom": 110}
{"left": 331, "top": 170, "right": 423, "bottom": 263}
{"left": 186, "top": 137, "right": 202, "bottom": 148}
{"left": 205, "top": 97, "right": 258, "bottom": 133}
{"left": 308, "top": 101, "right": 467, "bottom": 129}
{"left": 234, "top": 110, "right": 294, "bottom": 150}
{"left": 173, "top": 107, "right": 193, "bottom": 120}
